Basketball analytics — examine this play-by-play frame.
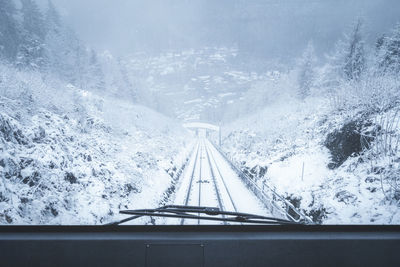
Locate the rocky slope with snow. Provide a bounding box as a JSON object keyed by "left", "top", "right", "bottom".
{"left": 0, "top": 66, "right": 192, "bottom": 225}
{"left": 221, "top": 93, "right": 400, "bottom": 224}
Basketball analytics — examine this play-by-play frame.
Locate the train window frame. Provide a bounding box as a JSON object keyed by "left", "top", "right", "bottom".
{"left": 1, "top": 224, "right": 400, "bottom": 266}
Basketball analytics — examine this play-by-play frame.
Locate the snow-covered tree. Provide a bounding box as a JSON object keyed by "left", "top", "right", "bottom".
{"left": 375, "top": 34, "right": 386, "bottom": 53}
{"left": 43, "top": 0, "right": 83, "bottom": 83}
{"left": 21, "top": 0, "right": 46, "bottom": 40}
{"left": 377, "top": 23, "right": 400, "bottom": 74}
{"left": 16, "top": 38, "right": 45, "bottom": 69}
{"left": 43, "top": 0, "right": 63, "bottom": 75}
{"left": 328, "top": 19, "right": 365, "bottom": 82}
{"left": 74, "top": 43, "right": 90, "bottom": 88}
{"left": 0, "top": 0, "right": 20, "bottom": 62}
{"left": 118, "top": 58, "right": 137, "bottom": 101}
{"left": 45, "top": 0, "right": 61, "bottom": 31}
{"left": 343, "top": 19, "right": 365, "bottom": 81}
{"left": 100, "top": 53, "right": 137, "bottom": 100}
{"left": 86, "top": 49, "right": 105, "bottom": 91}
{"left": 61, "top": 29, "right": 86, "bottom": 84}
{"left": 17, "top": 0, "right": 46, "bottom": 69}
{"left": 297, "top": 41, "right": 316, "bottom": 99}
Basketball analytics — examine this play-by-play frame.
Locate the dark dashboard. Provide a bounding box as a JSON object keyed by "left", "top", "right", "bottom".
{"left": 1, "top": 225, "right": 399, "bottom": 267}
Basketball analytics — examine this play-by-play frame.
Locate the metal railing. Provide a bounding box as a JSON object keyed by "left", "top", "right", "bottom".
{"left": 210, "top": 140, "right": 314, "bottom": 224}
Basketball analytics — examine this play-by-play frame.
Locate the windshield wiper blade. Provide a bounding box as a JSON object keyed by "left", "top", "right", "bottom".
{"left": 107, "top": 205, "right": 299, "bottom": 225}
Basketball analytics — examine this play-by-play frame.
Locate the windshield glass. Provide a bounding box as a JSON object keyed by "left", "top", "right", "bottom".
{"left": 1, "top": 0, "right": 399, "bottom": 225}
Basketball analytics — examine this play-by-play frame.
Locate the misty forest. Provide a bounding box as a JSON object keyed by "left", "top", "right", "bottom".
{"left": 1, "top": 0, "right": 400, "bottom": 225}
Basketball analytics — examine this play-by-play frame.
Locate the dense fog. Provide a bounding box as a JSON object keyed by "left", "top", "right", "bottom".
{"left": 40, "top": 0, "right": 400, "bottom": 59}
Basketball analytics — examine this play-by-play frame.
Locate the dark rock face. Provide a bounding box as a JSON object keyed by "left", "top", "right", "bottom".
{"left": 306, "top": 207, "right": 328, "bottom": 224}
{"left": 324, "top": 120, "right": 373, "bottom": 169}
{"left": 124, "top": 183, "right": 138, "bottom": 195}
{"left": 0, "top": 114, "right": 28, "bottom": 145}
{"left": 64, "top": 172, "right": 77, "bottom": 184}
{"left": 21, "top": 171, "right": 40, "bottom": 187}
{"left": 33, "top": 126, "right": 46, "bottom": 143}
{"left": 2, "top": 158, "right": 20, "bottom": 179}
{"left": 335, "top": 190, "right": 358, "bottom": 204}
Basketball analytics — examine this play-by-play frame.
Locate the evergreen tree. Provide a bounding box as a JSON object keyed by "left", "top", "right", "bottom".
{"left": 43, "top": 0, "right": 64, "bottom": 75}
{"left": 17, "top": 0, "right": 46, "bottom": 69}
{"left": 21, "top": 0, "right": 46, "bottom": 40}
{"left": 74, "top": 42, "right": 89, "bottom": 88}
{"left": 103, "top": 55, "right": 137, "bottom": 100}
{"left": 378, "top": 23, "right": 400, "bottom": 74}
{"left": 297, "top": 41, "right": 316, "bottom": 99}
{"left": 0, "top": 0, "right": 19, "bottom": 62}
{"left": 118, "top": 58, "right": 137, "bottom": 101}
{"left": 343, "top": 19, "right": 365, "bottom": 81}
{"left": 375, "top": 34, "right": 386, "bottom": 53}
{"left": 47, "top": 22, "right": 84, "bottom": 84}
{"left": 43, "top": 1, "right": 93, "bottom": 87}
{"left": 327, "top": 19, "right": 365, "bottom": 82}
{"left": 45, "top": 0, "right": 61, "bottom": 32}
{"left": 65, "top": 31, "right": 85, "bottom": 84}
{"left": 76, "top": 46, "right": 106, "bottom": 92}
{"left": 86, "top": 49, "right": 105, "bottom": 91}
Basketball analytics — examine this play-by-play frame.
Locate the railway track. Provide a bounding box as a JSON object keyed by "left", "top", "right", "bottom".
{"left": 174, "top": 138, "right": 268, "bottom": 225}
{"left": 204, "top": 140, "right": 237, "bottom": 213}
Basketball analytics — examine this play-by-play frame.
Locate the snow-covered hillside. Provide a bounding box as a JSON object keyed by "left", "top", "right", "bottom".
{"left": 221, "top": 85, "right": 400, "bottom": 224}
{"left": 0, "top": 65, "right": 191, "bottom": 225}
{"left": 213, "top": 21, "right": 400, "bottom": 225}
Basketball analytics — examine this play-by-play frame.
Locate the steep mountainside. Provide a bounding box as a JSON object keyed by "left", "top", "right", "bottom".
{"left": 0, "top": 66, "right": 191, "bottom": 225}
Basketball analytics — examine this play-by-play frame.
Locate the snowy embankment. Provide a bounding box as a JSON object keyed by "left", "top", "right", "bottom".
{"left": 0, "top": 66, "right": 192, "bottom": 225}
{"left": 222, "top": 96, "right": 400, "bottom": 224}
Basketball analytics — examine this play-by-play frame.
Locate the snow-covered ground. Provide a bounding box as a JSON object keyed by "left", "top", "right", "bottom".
{"left": 0, "top": 67, "right": 192, "bottom": 225}
{"left": 221, "top": 96, "right": 400, "bottom": 224}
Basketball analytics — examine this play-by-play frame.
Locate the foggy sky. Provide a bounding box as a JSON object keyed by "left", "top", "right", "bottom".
{"left": 43, "top": 0, "right": 400, "bottom": 60}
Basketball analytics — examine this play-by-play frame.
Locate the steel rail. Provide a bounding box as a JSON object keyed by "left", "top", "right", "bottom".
{"left": 204, "top": 141, "right": 226, "bottom": 224}
{"left": 198, "top": 141, "right": 203, "bottom": 207}
{"left": 181, "top": 142, "right": 200, "bottom": 225}
{"left": 205, "top": 140, "right": 238, "bottom": 213}
{"left": 197, "top": 141, "right": 203, "bottom": 224}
